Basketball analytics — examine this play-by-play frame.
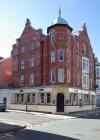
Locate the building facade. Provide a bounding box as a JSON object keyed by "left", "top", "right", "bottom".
{"left": 0, "top": 57, "right": 12, "bottom": 88}
{"left": 95, "top": 57, "right": 100, "bottom": 107}
{"left": 0, "top": 57, "right": 12, "bottom": 105}
{"left": 10, "top": 11, "right": 95, "bottom": 113}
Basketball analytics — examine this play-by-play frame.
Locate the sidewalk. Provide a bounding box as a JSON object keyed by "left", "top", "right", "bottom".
{"left": 0, "top": 119, "right": 26, "bottom": 134}
{"left": 67, "top": 108, "right": 100, "bottom": 118}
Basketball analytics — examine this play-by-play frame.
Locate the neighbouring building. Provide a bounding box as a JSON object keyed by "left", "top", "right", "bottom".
{"left": 9, "top": 10, "right": 96, "bottom": 113}
{"left": 95, "top": 57, "right": 100, "bottom": 107}
{"left": 0, "top": 57, "right": 12, "bottom": 88}
{"left": 0, "top": 57, "right": 12, "bottom": 106}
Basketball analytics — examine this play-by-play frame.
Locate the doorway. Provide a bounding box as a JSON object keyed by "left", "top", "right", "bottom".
{"left": 57, "top": 93, "right": 64, "bottom": 112}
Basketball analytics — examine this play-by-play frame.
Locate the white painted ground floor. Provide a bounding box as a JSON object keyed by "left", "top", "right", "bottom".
{"left": 0, "top": 85, "right": 96, "bottom": 113}
{"left": 96, "top": 91, "right": 100, "bottom": 107}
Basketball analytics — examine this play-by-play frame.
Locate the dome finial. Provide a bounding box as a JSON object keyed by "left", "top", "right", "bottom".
{"left": 59, "top": 7, "right": 61, "bottom": 17}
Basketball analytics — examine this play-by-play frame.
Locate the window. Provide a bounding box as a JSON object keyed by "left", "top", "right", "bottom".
{"left": 21, "top": 94, "right": 24, "bottom": 103}
{"left": 30, "top": 57, "right": 35, "bottom": 67}
{"left": 16, "top": 94, "right": 19, "bottom": 103}
{"left": 58, "top": 49, "right": 64, "bottom": 61}
{"left": 50, "top": 31, "right": 56, "bottom": 45}
{"left": 59, "top": 32, "right": 65, "bottom": 40}
{"left": 20, "top": 47, "right": 24, "bottom": 53}
{"left": 51, "top": 50, "right": 55, "bottom": 62}
{"left": 32, "top": 94, "right": 35, "bottom": 103}
{"left": 51, "top": 68, "right": 55, "bottom": 82}
{"left": 77, "top": 56, "right": 80, "bottom": 67}
{"left": 82, "top": 57, "right": 89, "bottom": 73}
{"left": 77, "top": 42, "right": 80, "bottom": 52}
{"left": 27, "top": 94, "right": 30, "bottom": 103}
{"left": 67, "top": 69, "right": 70, "bottom": 83}
{"left": 20, "top": 75, "right": 24, "bottom": 85}
{"left": 77, "top": 73, "right": 80, "bottom": 86}
{"left": 21, "top": 60, "right": 24, "bottom": 69}
{"left": 96, "top": 67, "right": 100, "bottom": 77}
{"left": 41, "top": 93, "right": 44, "bottom": 103}
{"left": 47, "top": 93, "right": 51, "bottom": 103}
{"left": 30, "top": 73, "right": 34, "bottom": 85}
{"left": 96, "top": 80, "right": 100, "bottom": 90}
{"left": 67, "top": 30, "right": 71, "bottom": 42}
{"left": 58, "top": 69, "right": 64, "bottom": 82}
{"left": 31, "top": 43, "right": 36, "bottom": 49}
{"left": 67, "top": 48, "right": 71, "bottom": 63}
{"left": 82, "top": 74, "right": 89, "bottom": 89}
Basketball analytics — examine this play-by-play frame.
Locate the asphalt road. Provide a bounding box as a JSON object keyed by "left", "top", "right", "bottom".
{"left": 0, "top": 110, "right": 100, "bottom": 140}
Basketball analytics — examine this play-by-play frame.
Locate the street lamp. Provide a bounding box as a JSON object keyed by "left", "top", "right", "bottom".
{"left": 26, "top": 94, "right": 28, "bottom": 111}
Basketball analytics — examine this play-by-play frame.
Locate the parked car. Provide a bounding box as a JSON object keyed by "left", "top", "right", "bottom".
{"left": 0, "top": 102, "right": 6, "bottom": 112}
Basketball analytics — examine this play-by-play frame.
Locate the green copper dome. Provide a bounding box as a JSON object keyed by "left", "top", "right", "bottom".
{"left": 47, "top": 8, "right": 73, "bottom": 33}
{"left": 52, "top": 8, "right": 68, "bottom": 25}
{"left": 52, "top": 16, "right": 68, "bottom": 25}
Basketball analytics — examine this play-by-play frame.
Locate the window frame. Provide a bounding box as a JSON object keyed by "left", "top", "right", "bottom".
{"left": 58, "top": 69, "right": 64, "bottom": 83}
{"left": 58, "top": 49, "right": 64, "bottom": 61}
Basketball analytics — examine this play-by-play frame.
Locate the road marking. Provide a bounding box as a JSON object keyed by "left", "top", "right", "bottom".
{"left": 0, "top": 118, "right": 32, "bottom": 129}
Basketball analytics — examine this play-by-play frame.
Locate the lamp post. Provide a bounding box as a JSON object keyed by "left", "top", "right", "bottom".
{"left": 26, "top": 94, "right": 28, "bottom": 111}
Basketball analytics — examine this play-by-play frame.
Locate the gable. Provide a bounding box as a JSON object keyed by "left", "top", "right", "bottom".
{"left": 20, "top": 25, "right": 36, "bottom": 38}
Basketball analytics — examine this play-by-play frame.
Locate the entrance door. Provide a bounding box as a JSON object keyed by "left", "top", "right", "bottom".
{"left": 57, "top": 93, "right": 64, "bottom": 112}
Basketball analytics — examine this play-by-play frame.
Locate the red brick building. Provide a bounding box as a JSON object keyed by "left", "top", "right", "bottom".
{"left": 0, "top": 57, "right": 12, "bottom": 88}
{"left": 10, "top": 10, "right": 95, "bottom": 113}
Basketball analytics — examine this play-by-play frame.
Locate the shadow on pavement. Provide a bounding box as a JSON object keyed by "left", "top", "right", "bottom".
{"left": 13, "top": 129, "right": 79, "bottom": 140}
{"left": 0, "top": 122, "right": 25, "bottom": 134}
{"left": 67, "top": 109, "right": 100, "bottom": 119}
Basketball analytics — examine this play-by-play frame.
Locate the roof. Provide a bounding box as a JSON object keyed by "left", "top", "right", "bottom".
{"left": 47, "top": 8, "right": 73, "bottom": 33}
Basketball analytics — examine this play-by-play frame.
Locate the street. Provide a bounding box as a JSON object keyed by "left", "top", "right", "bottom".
{"left": 0, "top": 110, "right": 100, "bottom": 140}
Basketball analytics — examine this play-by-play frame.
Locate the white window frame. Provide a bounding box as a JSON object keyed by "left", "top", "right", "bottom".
{"left": 58, "top": 69, "right": 64, "bottom": 82}
{"left": 47, "top": 93, "right": 51, "bottom": 104}
{"left": 67, "top": 69, "right": 70, "bottom": 83}
{"left": 51, "top": 69, "right": 55, "bottom": 83}
{"left": 20, "top": 75, "right": 24, "bottom": 85}
{"left": 21, "top": 60, "right": 24, "bottom": 69}
{"left": 30, "top": 73, "right": 34, "bottom": 85}
{"left": 51, "top": 50, "right": 55, "bottom": 62}
{"left": 20, "top": 47, "right": 24, "bottom": 53}
{"left": 96, "top": 67, "right": 100, "bottom": 77}
{"left": 96, "top": 80, "right": 100, "bottom": 90}
{"left": 82, "top": 74, "right": 89, "bottom": 89}
{"left": 30, "top": 57, "right": 35, "bottom": 67}
{"left": 40, "top": 93, "right": 45, "bottom": 104}
{"left": 82, "top": 57, "right": 89, "bottom": 74}
{"left": 77, "top": 73, "right": 80, "bottom": 86}
{"left": 32, "top": 94, "right": 35, "bottom": 103}
{"left": 67, "top": 48, "right": 71, "bottom": 64}
{"left": 58, "top": 49, "right": 64, "bottom": 61}
{"left": 50, "top": 31, "right": 56, "bottom": 45}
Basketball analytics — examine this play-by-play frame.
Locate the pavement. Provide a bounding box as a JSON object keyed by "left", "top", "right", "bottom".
{"left": 0, "top": 119, "right": 26, "bottom": 134}
{"left": 67, "top": 108, "right": 100, "bottom": 118}
{"left": 0, "top": 108, "right": 100, "bottom": 135}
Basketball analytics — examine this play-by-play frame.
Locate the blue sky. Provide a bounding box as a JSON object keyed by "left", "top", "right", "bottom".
{"left": 0, "top": 0, "right": 99, "bottom": 60}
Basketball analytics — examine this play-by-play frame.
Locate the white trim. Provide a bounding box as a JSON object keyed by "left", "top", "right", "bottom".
{"left": 69, "top": 88, "right": 95, "bottom": 95}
